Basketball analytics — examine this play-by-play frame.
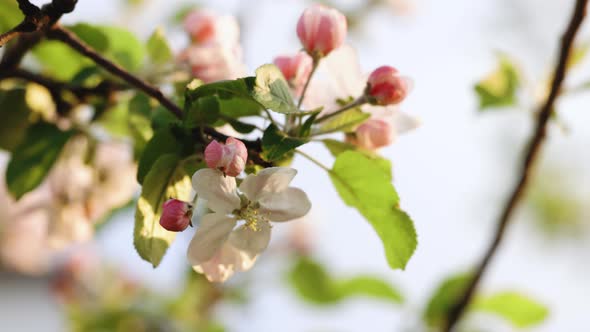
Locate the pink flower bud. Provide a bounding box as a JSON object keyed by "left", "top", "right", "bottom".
{"left": 352, "top": 119, "right": 395, "bottom": 150}
{"left": 204, "top": 137, "right": 248, "bottom": 177}
{"left": 184, "top": 10, "right": 217, "bottom": 43}
{"left": 366, "top": 66, "right": 411, "bottom": 105}
{"left": 297, "top": 4, "right": 347, "bottom": 57}
{"left": 273, "top": 52, "right": 313, "bottom": 97}
{"left": 160, "top": 199, "right": 192, "bottom": 232}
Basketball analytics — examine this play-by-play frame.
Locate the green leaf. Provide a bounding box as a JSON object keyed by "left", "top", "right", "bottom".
{"left": 423, "top": 273, "right": 472, "bottom": 327}
{"left": 185, "top": 78, "right": 263, "bottom": 119}
{"left": 128, "top": 94, "right": 154, "bottom": 160}
{"left": 134, "top": 154, "right": 194, "bottom": 267}
{"left": 224, "top": 118, "right": 258, "bottom": 134}
{"left": 98, "top": 25, "right": 145, "bottom": 71}
{"left": 252, "top": 64, "right": 298, "bottom": 114}
{"left": 185, "top": 95, "right": 220, "bottom": 127}
{"left": 261, "top": 124, "right": 307, "bottom": 161}
{"left": 146, "top": 27, "right": 173, "bottom": 65}
{"left": 473, "top": 292, "right": 549, "bottom": 328}
{"left": 0, "top": 0, "right": 22, "bottom": 33}
{"left": 474, "top": 55, "right": 520, "bottom": 110}
{"left": 318, "top": 109, "right": 370, "bottom": 134}
{"left": 68, "top": 23, "right": 110, "bottom": 52}
{"left": 6, "top": 122, "right": 74, "bottom": 200}
{"left": 288, "top": 256, "right": 403, "bottom": 305}
{"left": 137, "top": 127, "right": 184, "bottom": 184}
{"left": 33, "top": 41, "right": 90, "bottom": 80}
{"left": 0, "top": 89, "right": 32, "bottom": 151}
{"left": 322, "top": 139, "right": 358, "bottom": 157}
{"left": 329, "top": 151, "right": 416, "bottom": 270}
{"left": 299, "top": 111, "right": 321, "bottom": 137}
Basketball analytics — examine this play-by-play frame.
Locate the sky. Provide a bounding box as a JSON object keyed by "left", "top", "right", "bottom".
{"left": 2, "top": 0, "right": 590, "bottom": 331}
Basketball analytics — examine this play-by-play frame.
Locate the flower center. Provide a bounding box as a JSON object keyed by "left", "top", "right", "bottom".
{"left": 239, "top": 203, "right": 269, "bottom": 231}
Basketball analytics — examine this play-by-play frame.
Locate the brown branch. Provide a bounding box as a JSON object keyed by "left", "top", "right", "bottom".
{"left": 442, "top": 0, "right": 588, "bottom": 331}
{"left": 46, "top": 26, "right": 184, "bottom": 119}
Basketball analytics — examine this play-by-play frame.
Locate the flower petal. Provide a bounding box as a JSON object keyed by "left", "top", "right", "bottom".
{"left": 192, "top": 168, "right": 240, "bottom": 213}
{"left": 228, "top": 222, "right": 271, "bottom": 268}
{"left": 258, "top": 187, "right": 312, "bottom": 222}
{"left": 187, "top": 213, "right": 237, "bottom": 265}
{"left": 192, "top": 240, "right": 258, "bottom": 282}
{"left": 239, "top": 167, "right": 297, "bottom": 202}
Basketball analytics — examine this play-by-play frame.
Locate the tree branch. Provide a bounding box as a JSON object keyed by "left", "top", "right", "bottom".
{"left": 442, "top": 1, "right": 588, "bottom": 331}
{"left": 46, "top": 26, "right": 184, "bottom": 119}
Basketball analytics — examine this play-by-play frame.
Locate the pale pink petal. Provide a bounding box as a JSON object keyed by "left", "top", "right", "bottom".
{"left": 258, "top": 188, "right": 312, "bottom": 222}
{"left": 238, "top": 167, "right": 297, "bottom": 202}
{"left": 187, "top": 213, "right": 237, "bottom": 265}
{"left": 192, "top": 169, "right": 240, "bottom": 214}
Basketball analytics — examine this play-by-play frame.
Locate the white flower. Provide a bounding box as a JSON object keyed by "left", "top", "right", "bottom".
{"left": 305, "top": 44, "right": 420, "bottom": 138}
{"left": 187, "top": 167, "right": 311, "bottom": 282}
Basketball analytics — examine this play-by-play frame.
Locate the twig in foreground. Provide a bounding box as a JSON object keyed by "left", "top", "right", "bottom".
{"left": 442, "top": 1, "right": 588, "bottom": 331}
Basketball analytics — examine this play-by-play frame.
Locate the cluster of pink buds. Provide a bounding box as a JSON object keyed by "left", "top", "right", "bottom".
{"left": 179, "top": 9, "right": 246, "bottom": 82}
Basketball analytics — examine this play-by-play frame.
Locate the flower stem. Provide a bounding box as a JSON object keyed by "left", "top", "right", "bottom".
{"left": 286, "top": 56, "right": 320, "bottom": 134}
{"left": 315, "top": 96, "right": 367, "bottom": 124}
{"left": 296, "top": 149, "right": 331, "bottom": 172}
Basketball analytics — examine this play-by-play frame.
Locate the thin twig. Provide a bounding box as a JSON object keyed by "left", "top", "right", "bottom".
{"left": 314, "top": 96, "right": 367, "bottom": 123}
{"left": 442, "top": 1, "right": 588, "bottom": 331}
{"left": 47, "top": 26, "right": 184, "bottom": 119}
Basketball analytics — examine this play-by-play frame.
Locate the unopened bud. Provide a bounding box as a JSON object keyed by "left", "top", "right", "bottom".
{"left": 160, "top": 199, "right": 192, "bottom": 232}
{"left": 273, "top": 52, "right": 313, "bottom": 97}
{"left": 352, "top": 119, "right": 395, "bottom": 150}
{"left": 204, "top": 137, "right": 248, "bottom": 177}
{"left": 366, "top": 66, "right": 411, "bottom": 105}
{"left": 297, "top": 4, "right": 347, "bottom": 58}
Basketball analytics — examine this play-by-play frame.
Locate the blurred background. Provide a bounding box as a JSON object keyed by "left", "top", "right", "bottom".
{"left": 1, "top": 0, "right": 589, "bottom": 331}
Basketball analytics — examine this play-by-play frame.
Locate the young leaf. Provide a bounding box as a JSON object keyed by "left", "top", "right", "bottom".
{"left": 288, "top": 256, "right": 403, "bottom": 305}
{"left": 134, "top": 154, "right": 194, "bottom": 267}
{"left": 423, "top": 273, "right": 472, "bottom": 327}
{"left": 261, "top": 124, "right": 307, "bottom": 161}
{"left": 317, "top": 109, "right": 370, "bottom": 134}
{"left": 147, "top": 27, "right": 173, "bottom": 65}
{"left": 252, "top": 64, "right": 299, "bottom": 114}
{"left": 473, "top": 291, "right": 549, "bottom": 328}
{"left": 185, "top": 78, "right": 263, "bottom": 119}
{"left": 68, "top": 23, "right": 110, "bottom": 52}
{"left": 184, "top": 95, "right": 220, "bottom": 127}
{"left": 299, "top": 111, "right": 321, "bottom": 137}
{"left": 98, "top": 25, "right": 145, "bottom": 71}
{"left": 329, "top": 151, "right": 416, "bottom": 270}
{"left": 6, "top": 122, "right": 74, "bottom": 200}
{"left": 137, "top": 127, "right": 184, "bottom": 184}
{"left": 0, "top": 89, "right": 32, "bottom": 151}
{"left": 474, "top": 54, "right": 520, "bottom": 110}
{"left": 322, "top": 139, "right": 358, "bottom": 157}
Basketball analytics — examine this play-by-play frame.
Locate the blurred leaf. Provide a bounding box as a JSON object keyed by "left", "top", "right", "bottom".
{"left": 323, "top": 139, "right": 358, "bottom": 157}
{"left": 224, "top": 117, "right": 258, "bottom": 134}
{"left": 68, "top": 23, "right": 110, "bottom": 52}
{"left": 134, "top": 154, "right": 194, "bottom": 267}
{"left": 329, "top": 151, "right": 416, "bottom": 270}
{"left": 98, "top": 100, "right": 130, "bottom": 138}
{"left": 128, "top": 94, "right": 154, "bottom": 160}
{"left": 0, "top": 0, "right": 22, "bottom": 32}
{"left": 146, "top": 27, "right": 173, "bottom": 65}
{"left": 185, "top": 95, "right": 220, "bottom": 127}
{"left": 137, "top": 127, "right": 184, "bottom": 184}
{"left": 6, "top": 122, "right": 74, "bottom": 200}
{"left": 473, "top": 291, "right": 549, "bottom": 328}
{"left": 0, "top": 89, "right": 32, "bottom": 151}
{"left": 474, "top": 55, "right": 520, "bottom": 110}
{"left": 288, "top": 256, "right": 403, "bottom": 305}
{"left": 170, "top": 4, "right": 199, "bottom": 24}
{"left": 33, "top": 41, "right": 90, "bottom": 80}
{"left": 423, "top": 273, "right": 472, "bottom": 327}
{"left": 568, "top": 42, "right": 589, "bottom": 69}
{"left": 318, "top": 109, "right": 369, "bottom": 134}
{"left": 252, "top": 64, "right": 298, "bottom": 114}
{"left": 98, "top": 25, "right": 145, "bottom": 71}
{"left": 261, "top": 124, "right": 307, "bottom": 161}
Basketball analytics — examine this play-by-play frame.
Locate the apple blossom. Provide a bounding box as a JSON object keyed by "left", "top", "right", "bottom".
{"left": 297, "top": 4, "right": 347, "bottom": 58}
{"left": 305, "top": 45, "right": 420, "bottom": 137}
{"left": 366, "top": 65, "right": 412, "bottom": 105}
{"left": 178, "top": 44, "right": 246, "bottom": 83}
{"left": 187, "top": 167, "right": 311, "bottom": 282}
{"left": 159, "top": 199, "right": 192, "bottom": 232}
{"left": 204, "top": 137, "right": 248, "bottom": 177}
{"left": 273, "top": 52, "right": 313, "bottom": 97}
